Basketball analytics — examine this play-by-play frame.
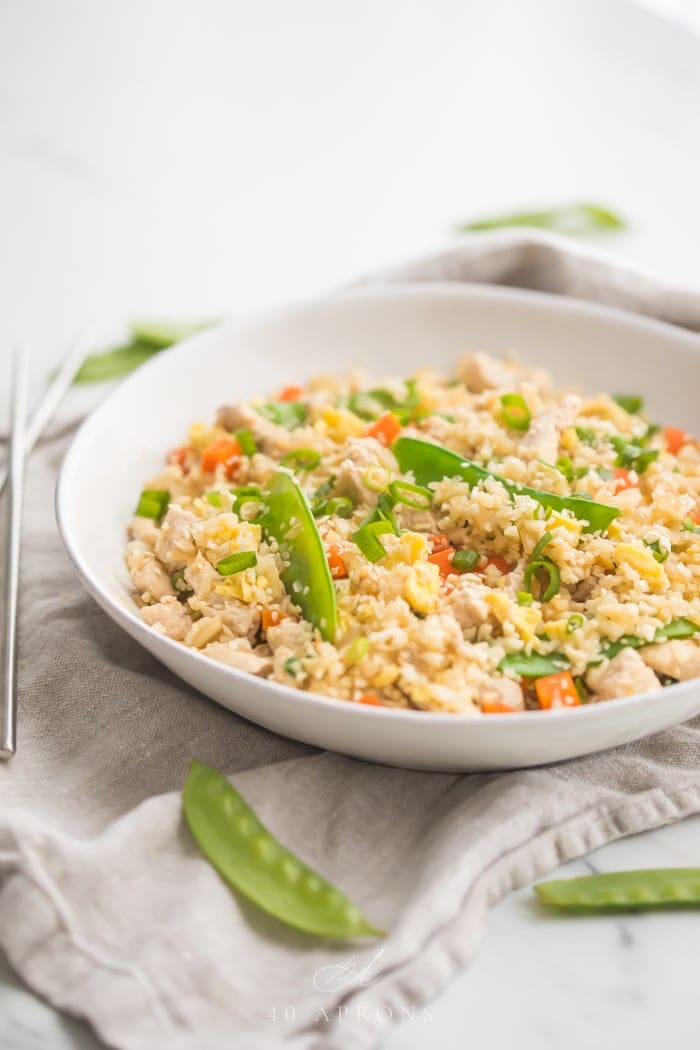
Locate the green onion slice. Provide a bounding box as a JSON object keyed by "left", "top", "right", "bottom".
{"left": 135, "top": 489, "right": 170, "bottom": 520}
{"left": 644, "top": 538, "right": 669, "bottom": 563}
{"left": 216, "top": 551, "right": 258, "bottom": 576}
{"left": 388, "top": 479, "right": 433, "bottom": 509}
{"left": 451, "top": 549, "right": 480, "bottom": 572}
{"left": 567, "top": 613, "right": 584, "bottom": 634}
{"left": 500, "top": 393, "right": 531, "bottom": 431}
{"left": 346, "top": 637, "right": 370, "bottom": 663}
{"left": 234, "top": 428, "right": 258, "bottom": 457}
{"left": 352, "top": 521, "right": 394, "bottom": 562}
{"left": 612, "top": 394, "right": 644, "bottom": 415}
{"left": 281, "top": 448, "right": 322, "bottom": 472}
{"left": 324, "top": 497, "right": 353, "bottom": 518}
{"left": 524, "top": 558, "right": 561, "bottom": 602}
{"left": 258, "top": 401, "right": 307, "bottom": 429}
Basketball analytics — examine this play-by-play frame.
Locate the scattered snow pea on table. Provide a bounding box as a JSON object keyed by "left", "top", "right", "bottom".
{"left": 392, "top": 436, "right": 621, "bottom": 533}
{"left": 535, "top": 868, "right": 700, "bottom": 912}
{"left": 182, "top": 761, "right": 384, "bottom": 938}
{"left": 261, "top": 470, "right": 337, "bottom": 642}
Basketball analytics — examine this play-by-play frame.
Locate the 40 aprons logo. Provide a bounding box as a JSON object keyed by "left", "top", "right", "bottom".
{"left": 266, "top": 949, "right": 433, "bottom": 1026}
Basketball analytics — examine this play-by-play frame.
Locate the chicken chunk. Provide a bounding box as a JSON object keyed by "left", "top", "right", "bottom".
{"left": 586, "top": 647, "right": 659, "bottom": 701}
{"left": 457, "top": 352, "right": 518, "bottom": 393}
{"left": 141, "top": 596, "right": 191, "bottom": 640}
{"left": 335, "top": 437, "right": 397, "bottom": 507}
{"left": 216, "top": 401, "right": 294, "bottom": 457}
{"left": 204, "top": 640, "right": 273, "bottom": 676}
{"left": 446, "top": 584, "right": 490, "bottom": 629}
{"left": 519, "top": 394, "right": 582, "bottom": 463}
{"left": 126, "top": 543, "right": 174, "bottom": 601}
{"left": 641, "top": 640, "right": 700, "bottom": 682}
{"left": 480, "top": 677, "right": 525, "bottom": 711}
{"left": 128, "top": 516, "right": 160, "bottom": 546}
{"left": 154, "top": 504, "right": 198, "bottom": 567}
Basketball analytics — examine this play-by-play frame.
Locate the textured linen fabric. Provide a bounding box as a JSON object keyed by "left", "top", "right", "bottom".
{"left": 1, "top": 229, "right": 699, "bottom": 1050}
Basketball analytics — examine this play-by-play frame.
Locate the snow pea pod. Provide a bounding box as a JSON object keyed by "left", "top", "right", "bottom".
{"left": 183, "top": 761, "right": 384, "bottom": 938}
{"left": 392, "top": 437, "right": 620, "bottom": 533}
{"left": 535, "top": 868, "right": 700, "bottom": 912}
{"left": 262, "top": 471, "right": 336, "bottom": 641}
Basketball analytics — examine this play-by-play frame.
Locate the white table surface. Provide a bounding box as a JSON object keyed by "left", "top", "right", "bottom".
{"left": 2, "top": 1, "right": 700, "bottom": 1047}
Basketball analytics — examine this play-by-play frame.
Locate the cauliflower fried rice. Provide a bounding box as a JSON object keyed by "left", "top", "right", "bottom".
{"left": 125, "top": 352, "right": 700, "bottom": 714}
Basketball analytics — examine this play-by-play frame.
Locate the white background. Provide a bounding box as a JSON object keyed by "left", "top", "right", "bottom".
{"left": 2, "top": 1, "right": 700, "bottom": 1048}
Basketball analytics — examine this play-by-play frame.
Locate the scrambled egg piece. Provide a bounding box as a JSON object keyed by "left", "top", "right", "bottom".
{"left": 403, "top": 561, "right": 441, "bottom": 614}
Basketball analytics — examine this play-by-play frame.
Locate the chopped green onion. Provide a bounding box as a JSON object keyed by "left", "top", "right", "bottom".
{"left": 567, "top": 614, "right": 584, "bottom": 634}
{"left": 517, "top": 591, "right": 534, "bottom": 607}
{"left": 134, "top": 489, "right": 170, "bottom": 520}
{"left": 573, "top": 677, "right": 589, "bottom": 703}
{"left": 363, "top": 465, "right": 391, "bottom": 492}
{"left": 281, "top": 448, "right": 322, "bottom": 472}
{"left": 682, "top": 518, "right": 700, "bottom": 534}
{"left": 346, "top": 637, "right": 370, "bottom": 663}
{"left": 451, "top": 549, "right": 480, "bottom": 572}
{"left": 611, "top": 436, "right": 659, "bottom": 474}
{"left": 216, "top": 551, "right": 258, "bottom": 576}
{"left": 499, "top": 651, "right": 570, "bottom": 677}
{"left": 644, "top": 538, "right": 669, "bottom": 563}
{"left": 234, "top": 428, "right": 258, "bottom": 457}
{"left": 258, "top": 401, "right": 307, "bottom": 429}
{"left": 530, "top": 531, "right": 553, "bottom": 561}
{"left": 347, "top": 381, "right": 421, "bottom": 425}
{"left": 500, "top": 393, "right": 531, "bottom": 431}
{"left": 352, "top": 521, "right": 394, "bottom": 562}
{"left": 171, "top": 569, "right": 191, "bottom": 600}
{"left": 575, "top": 426, "right": 597, "bottom": 446}
{"left": 323, "top": 497, "right": 353, "bottom": 518}
{"left": 205, "top": 491, "right": 222, "bottom": 508}
{"left": 361, "top": 493, "right": 400, "bottom": 535}
{"left": 613, "top": 394, "right": 644, "bottom": 415}
{"left": 524, "top": 558, "right": 560, "bottom": 602}
{"left": 283, "top": 656, "right": 302, "bottom": 677}
{"left": 458, "top": 202, "right": 625, "bottom": 236}
{"left": 388, "top": 479, "right": 433, "bottom": 509}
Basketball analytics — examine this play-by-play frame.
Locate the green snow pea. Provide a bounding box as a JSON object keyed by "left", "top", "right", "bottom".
{"left": 535, "top": 868, "right": 700, "bottom": 912}
{"left": 183, "top": 761, "right": 384, "bottom": 938}
{"left": 261, "top": 471, "right": 336, "bottom": 641}
{"left": 498, "top": 651, "right": 570, "bottom": 678}
{"left": 392, "top": 437, "right": 620, "bottom": 533}
{"left": 601, "top": 617, "right": 700, "bottom": 659}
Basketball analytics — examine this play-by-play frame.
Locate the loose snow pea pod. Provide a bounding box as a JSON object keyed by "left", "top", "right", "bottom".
{"left": 262, "top": 471, "right": 336, "bottom": 641}
{"left": 183, "top": 761, "right": 384, "bottom": 938}
{"left": 392, "top": 437, "right": 620, "bottom": 533}
{"left": 499, "top": 651, "right": 570, "bottom": 678}
{"left": 535, "top": 868, "right": 700, "bottom": 912}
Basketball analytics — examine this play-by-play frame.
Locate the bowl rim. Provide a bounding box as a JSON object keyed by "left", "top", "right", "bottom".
{"left": 55, "top": 280, "right": 700, "bottom": 727}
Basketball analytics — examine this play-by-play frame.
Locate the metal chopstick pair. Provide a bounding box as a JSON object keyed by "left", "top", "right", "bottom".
{"left": 1, "top": 336, "right": 92, "bottom": 759}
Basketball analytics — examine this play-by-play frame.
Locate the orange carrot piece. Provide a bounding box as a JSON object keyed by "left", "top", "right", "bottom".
{"left": 535, "top": 670, "right": 580, "bottom": 710}
{"left": 428, "top": 547, "right": 456, "bottom": 578}
{"left": 167, "top": 445, "right": 190, "bottom": 472}
{"left": 261, "top": 609, "right": 288, "bottom": 632}
{"left": 428, "top": 533, "right": 450, "bottom": 553}
{"left": 327, "top": 545, "right": 348, "bottom": 579}
{"left": 365, "top": 412, "right": 402, "bottom": 447}
{"left": 359, "top": 694, "right": 384, "bottom": 707}
{"left": 278, "top": 385, "right": 305, "bottom": 402}
{"left": 478, "top": 555, "right": 511, "bottom": 575}
{"left": 481, "top": 702, "right": 518, "bottom": 714}
{"left": 664, "top": 426, "right": 689, "bottom": 455}
{"left": 613, "top": 467, "right": 638, "bottom": 493}
{"left": 201, "top": 437, "right": 242, "bottom": 479}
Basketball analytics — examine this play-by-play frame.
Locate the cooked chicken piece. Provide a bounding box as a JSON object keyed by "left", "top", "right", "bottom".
{"left": 446, "top": 584, "right": 490, "bottom": 629}
{"left": 154, "top": 504, "right": 198, "bottom": 567}
{"left": 641, "top": 640, "right": 700, "bottom": 681}
{"left": 215, "top": 402, "right": 294, "bottom": 457}
{"left": 480, "top": 676, "right": 525, "bottom": 711}
{"left": 126, "top": 543, "right": 174, "bottom": 601}
{"left": 457, "top": 352, "right": 519, "bottom": 393}
{"left": 184, "top": 553, "right": 220, "bottom": 601}
{"left": 216, "top": 401, "right": 263, "bottom": 434}
{"left": 335, "top": 437, "right": 397, "bottom": 507}
{"left": 128, "top": 516, "right": 160, "bottom": 546}
{"left": 191, "top": 598, "right": 259, "bottom": 640}
{"left": 141, "top": 596, "right": 191, "bottom": 640}
{"left": 519, "top": 394, "right": 582, "bottom": 463}
{"left": 266, "top": 618, "right": 311, "bottom": 654}
{"left": 204, "top": 639, "right": 273, "bottom": 676}
{"left": 396, "top": 507, "right": 439, "bottom": 533}
{"left": 586, "top": 647, "right": 659, "bottom": 701}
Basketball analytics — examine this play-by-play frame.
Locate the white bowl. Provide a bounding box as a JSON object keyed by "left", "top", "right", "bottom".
{"left": 57, "top": 284, "right": 700, "bottom": 771}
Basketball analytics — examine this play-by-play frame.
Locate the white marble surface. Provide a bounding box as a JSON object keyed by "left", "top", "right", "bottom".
{"left": 2, "top": 0, "right": 700, "bottom": 1047}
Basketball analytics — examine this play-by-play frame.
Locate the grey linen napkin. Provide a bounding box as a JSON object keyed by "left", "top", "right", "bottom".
{"left": 1, "top": 230, "right": 700, "bottom": 1050}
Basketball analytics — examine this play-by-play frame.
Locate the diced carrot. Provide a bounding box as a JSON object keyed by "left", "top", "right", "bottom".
{"left": 534, "top": 670, "right": 580, "bottom": 710}
{"left": 691, "top": 509, "right": 700, "bottom": 526}
{"left": 261, "top": 609, "right": 288, "bottom": 632}
{"left": 428, "top": 533, "right": 450, "bottom": 553}
{"left": 477, "top": 556, "right": 511, "bottom": 575}
{"left": 359, "top": 694, "right": 384, "bottom": 707}
{"left": 428, "top": 547, "right": 456, "bottom": 578}
{"left": 613, "top": 467, "right": 638, "bottom": 493}
{"left": 167, "top": 445, "right": 190, "bottom": 472}
{"left": 327, "top": 545, "right": 348, "bottom": 579}
{"left": 365, "top": 412, "right": 402, "bottom": 447}
{"left": 481, "top": 702, "right": 518, "bottom": 714}
{"left": 664, "top": 426, "right": 689, "bottom": 455}
{"left": 201, "top": 437, "right": 243, "bottom": 479}
{"left": 278, "top": 385, "right": 305, "bottom": 402}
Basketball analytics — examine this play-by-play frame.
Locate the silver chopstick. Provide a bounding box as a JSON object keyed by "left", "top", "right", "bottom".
{"left": 1, "top": 347, "right": 29, "bottom": 759}
{"left": 0, "top": 332, "right": 92, "bottom": 499}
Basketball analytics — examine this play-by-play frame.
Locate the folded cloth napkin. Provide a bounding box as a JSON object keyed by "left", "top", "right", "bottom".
{"left": 1, "top": 229, "right": 700, "bottom": 1050}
